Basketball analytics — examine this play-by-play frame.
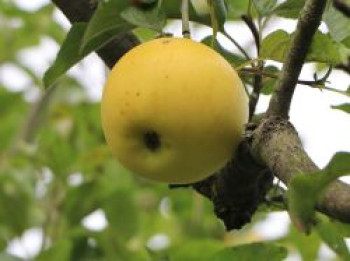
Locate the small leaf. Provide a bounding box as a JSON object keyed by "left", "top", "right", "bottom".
{"left": 121, "top": 6, "right": 166, "bottom": 32}
{"left": 261, "top": 30, "right": 350, "bottom": 64}
{"left": 43, "top": 23, "right": 88, "bottom": 88}
{"left": 260, "top": 30, "right": 291, "bottom": 62}
{"left": 211, "top": 0, "right": 227, "bottom": 30}
{"left": 226, "top": 0, "right": 250, "bottom": 20}
{"left": 323, "top": 2, "right": 350, "bottom": 43}
{"left": 288, "top": 152, "right": 350, "bottom": 233}
{"left": 315, "top": 218, "right": 350, "bottom": 260}
{"left": 103, "top": 189, "right": 139, "bottom": 240}
{"left": 261, "top": 66, "right": 280, "bottom": 95}
{"left": 274, "top": 0, "right": 305, "bottom": 19}
{"left": 253, "top": 0, "right": 278, "bottom": 16}
{"left": 81, "top": 0, "right": 133, "bottom": 55}
{"left": 211, "top": 243, "right": 287, "bottom": 261}
{"left": 332, "top": 103, "right": 350, "bottom": 113}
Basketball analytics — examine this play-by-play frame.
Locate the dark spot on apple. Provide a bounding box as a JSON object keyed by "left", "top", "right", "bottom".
{"left": 162, "top": 39, "right": 171, "bottom": 44}
{"left": 136, "top": 92, "right": 140, "bottom": 97}
{"left": 143, "top": 131, "right": 161, "bottom": 151}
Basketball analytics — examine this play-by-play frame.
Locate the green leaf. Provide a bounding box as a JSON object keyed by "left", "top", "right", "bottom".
{"left": 212, "top": 0, "right": 228, "bottom": 30}
{"left": 133, "top": 27, "right": 158, "bottom": 42}
{"left": 226, "top": 0, "right": 250, "bottom": 20}
{"left": 323, "top": 2, "right": 350, "bottom": 43}
{"left": 284, "top": 224, "right": 321, "bottom": 261}
{"left": 253, "top": 0, "right": 278, "bottom": 16}
{"left": 309, "top": 31, "right": 350, "bottom": 64}
{"left": 81, "top": 0, "right": 132, "bottom": 55}
{"left": 315, "top": 218, "right": 350, "bottom": 260}
{"left": 63, "top": 181, "right": 100, "bottom": 226}
{"left": 121, "top": 6, "right": 166, "bottom": 32}
{"left": 261, "top": 30, "right": 350, "bottom": 64}
{"left": 36, "top": 239, "right": 72, "bottom": 261}
{"left": 274, "top": 0, "right": 305, "bottom": 19}
{"left": 171, "top": 240, "right": 224, "bottom": 261}
{"left": 288, "top": 152, "right": 350, "bottom": 233}
{"left": 103, "top": 189, "right": 139, "bottom": 240}
{"left": 211, "top": 243, "right": 287, "bottom": 261}
{"left": 332, "top": 103, "right": 350, "bottom": 113}
{"left": 260, "top": 30, "right": 291, "bottom": 61}
{"left": 43, "top": 23, "right": 88, "bottom": 88}
{"left": 261, "top": 66, "right": 280, "bottom": 95}
{"left": 0, "top": 169, "right": 34, "bottom": 235}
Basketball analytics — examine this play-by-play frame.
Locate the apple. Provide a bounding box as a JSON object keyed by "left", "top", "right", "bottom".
{"left": 101, "top": 37, "right": 248, "bottom": 184}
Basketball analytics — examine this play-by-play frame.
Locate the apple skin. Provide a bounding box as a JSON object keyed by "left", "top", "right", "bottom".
{"left": 101, "top": 37, "right": 248, "bottom": 184}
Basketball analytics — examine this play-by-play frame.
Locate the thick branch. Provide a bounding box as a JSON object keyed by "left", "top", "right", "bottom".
{"left": 267, "top": 0, "right": 328, "bottom": 118}
{"left": 252, "top": 117, "right": 350, "bottom": 223}
{"left": 52, "top": 0, "right": 139, "bottom": 68}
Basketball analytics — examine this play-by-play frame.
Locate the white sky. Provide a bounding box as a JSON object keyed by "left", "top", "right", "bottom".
{"left": 1, "top": 0, "right": 349, "bottom": 260}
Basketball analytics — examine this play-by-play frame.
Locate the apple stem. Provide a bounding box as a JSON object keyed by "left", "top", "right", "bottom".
{"left": 181, "top": 0, "right": 191, "bottom": 38}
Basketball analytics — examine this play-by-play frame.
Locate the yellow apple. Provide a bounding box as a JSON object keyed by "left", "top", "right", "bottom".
{"left": 101, "top": 37, "right": 248, "bottom": 184}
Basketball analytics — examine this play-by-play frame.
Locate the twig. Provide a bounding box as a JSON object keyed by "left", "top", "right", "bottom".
{"left": 240, "top": 67, "right": 332, "bottom": 87}
{"left": 266, "top": 0, "right": 328, "bottom": 118}
{"left": 240, "top": 14, "right": 263, "bottom": 120}
{"left": 241, "top": 14, "right": 260, "bottom": 54}
{"left": 333, "top": 0, "right": 350, "bottom": 17}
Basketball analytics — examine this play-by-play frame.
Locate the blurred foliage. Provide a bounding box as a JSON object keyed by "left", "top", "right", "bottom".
{"left": 0, "top": 0, "right": 349, "bottom": 260}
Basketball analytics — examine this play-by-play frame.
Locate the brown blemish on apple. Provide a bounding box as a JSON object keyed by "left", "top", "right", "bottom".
{"left": 162, "top": 39, "right": 171, "bottom": 44}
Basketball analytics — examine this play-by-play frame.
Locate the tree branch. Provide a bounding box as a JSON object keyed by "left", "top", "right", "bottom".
{"left": 267, "top": 0, "right": 328, "bottom": 119}
{"left": 251, "top": 117, "right": 350, "bottom": 223}
{"left": 52, "top": 0, "right": 139, "bottom": 68}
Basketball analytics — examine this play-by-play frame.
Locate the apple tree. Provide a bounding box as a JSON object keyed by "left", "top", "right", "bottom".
{"left": 0, "top": 0, "right": 350, "bottom": 260}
